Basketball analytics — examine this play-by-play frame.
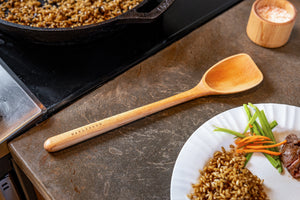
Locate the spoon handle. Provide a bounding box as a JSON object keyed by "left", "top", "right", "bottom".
{"left": 44, "top": 85, "right": 209, "bottom": 152}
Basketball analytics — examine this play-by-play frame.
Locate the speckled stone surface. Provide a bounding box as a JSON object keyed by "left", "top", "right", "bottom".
{"left": 8, "top": 0, "right": 300, "bottom": 199}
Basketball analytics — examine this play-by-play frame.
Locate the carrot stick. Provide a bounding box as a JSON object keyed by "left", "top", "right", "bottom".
{"left": 236, "top": 149, "right": 281, "bottom": 156}
{"left": 236, "top": 135, "right": 271, "bottom": 144}
{"left": 245, "top": 140, "right": 286, "bottom": 149}
{"left": 247, "top": 141, "right": 275, "bottom": 144}
{"left": 237, "top": 140, "right": 274, "bottom": 146}
{"left": 236, "top": 140, "right": 275, "bottom": 149}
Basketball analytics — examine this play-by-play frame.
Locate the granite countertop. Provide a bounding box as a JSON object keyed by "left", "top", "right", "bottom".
{"left": 8, "top": 0, "right": 300, "bottom": 199}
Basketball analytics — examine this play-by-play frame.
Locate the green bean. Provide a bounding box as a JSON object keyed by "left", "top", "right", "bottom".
{"left": 243, "top": 104, "right": 254, "bottom": 165}
{"left": 214, "top": 127, "right": 246, "bottom": 138}
{"left": 244, "top": 152, "right": 253, "bottom": 166}
{"left": 248, "top": 103, "right": 282, "bottom": 172}
{"left": 243, "top": 104, "right": 254, "bottom": 133}
{"left": 270, "top": 120, "right": 278, "bottom": 129}
{"left": 213, "top": 103, "right": 283, "bottom": 173}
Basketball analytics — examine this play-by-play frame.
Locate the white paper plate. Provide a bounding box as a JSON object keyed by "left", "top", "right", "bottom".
{"left": 170, "top": 103, "right": 300, "bottom": 200}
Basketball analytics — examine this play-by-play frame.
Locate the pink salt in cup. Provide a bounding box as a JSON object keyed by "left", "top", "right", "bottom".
{"left": 246, "top": 0, "right": 297, "bottom": 48}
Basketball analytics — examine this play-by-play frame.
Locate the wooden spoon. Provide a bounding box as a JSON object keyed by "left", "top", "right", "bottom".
{"left": 44, "top": 53, "right": 263, "bottom": 152}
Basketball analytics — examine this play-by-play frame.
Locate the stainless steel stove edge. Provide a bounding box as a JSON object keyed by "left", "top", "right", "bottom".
{"left": 0, "top": 58, "right": 46, "bottom": 144}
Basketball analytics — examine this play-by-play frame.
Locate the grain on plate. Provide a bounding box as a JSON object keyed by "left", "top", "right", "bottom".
{"left": 187, "top": 146, "right": 268, "bottom": 200}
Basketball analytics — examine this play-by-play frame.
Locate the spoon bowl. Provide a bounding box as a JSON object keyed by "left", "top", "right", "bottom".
{"left": 44, "top": 53, "right": 263, "bottom": 152}
{"left": 199, "top": 53, "right": 263, "bottom": 94}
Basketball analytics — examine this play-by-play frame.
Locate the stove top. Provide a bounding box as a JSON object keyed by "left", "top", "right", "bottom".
{"left": 0, "top": 0, "right": 242, "bottom": 142}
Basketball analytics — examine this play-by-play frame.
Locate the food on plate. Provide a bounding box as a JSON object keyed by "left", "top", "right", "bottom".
{"left": 0, "top": 0, "right": 143, "bottom": 28}
{"left": 235, "top": 135, "right": 286, "bottom": 156}
{"left": 178, "top": 104, "right": 300, "bottom": 199}
{"left": 280, "top": 134, "right": 300, "bottom": 179}
{"left": 214, "top": 103, "right": 284, "bottom": 172}
{"left": 187, "top": 146, "right": 268, "bottom": 200}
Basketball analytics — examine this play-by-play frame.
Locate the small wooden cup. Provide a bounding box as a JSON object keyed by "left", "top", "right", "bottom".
{"left": 246, "top": 0, "right": 297, "bottom": 48}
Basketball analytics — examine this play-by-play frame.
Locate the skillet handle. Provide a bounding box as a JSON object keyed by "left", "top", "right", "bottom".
{"left": 117, "top": 0, "right": 175, "bottom": 23}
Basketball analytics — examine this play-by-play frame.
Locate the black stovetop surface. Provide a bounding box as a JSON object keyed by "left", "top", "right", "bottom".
{"left": 0, "top": 0, "right": 242, "bottom": 118}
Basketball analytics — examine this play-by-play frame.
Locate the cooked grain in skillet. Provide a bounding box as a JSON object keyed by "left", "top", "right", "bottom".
{"left": 0, "top": 0, "right": 143, "bottom": 28}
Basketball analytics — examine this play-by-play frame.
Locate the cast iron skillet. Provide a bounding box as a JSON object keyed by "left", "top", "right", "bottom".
{"left": 0, "top": 0, "right": 175, "bottom": 45}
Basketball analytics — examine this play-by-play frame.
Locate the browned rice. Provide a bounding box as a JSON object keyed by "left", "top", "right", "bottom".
{"left": 0, "top": 0, "right": 143, "bottom": 28}
{"left": 187, "top": 146, "right": 269, "bottom": 200}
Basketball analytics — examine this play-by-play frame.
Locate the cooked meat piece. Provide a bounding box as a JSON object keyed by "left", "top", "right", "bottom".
{"left": 280, "top": 134, "right": 300, "bottom": 179}
{"left": 286, "top": 134, "right": 300, "bottom": 144}
{"left": 281, "top": 134, "right": 300, "bottom": 167}
{"left": 288, "top": 158, "right": 300, "bottom": 178}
